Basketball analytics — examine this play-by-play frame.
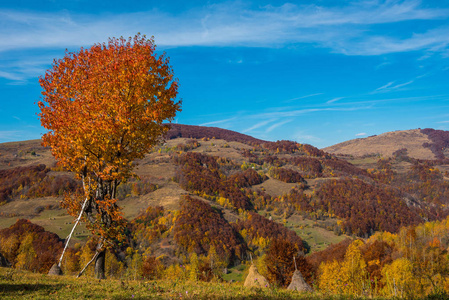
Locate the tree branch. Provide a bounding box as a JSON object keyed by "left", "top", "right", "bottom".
{"left": 76, "top": 239, "right": 104, "bottom": 278}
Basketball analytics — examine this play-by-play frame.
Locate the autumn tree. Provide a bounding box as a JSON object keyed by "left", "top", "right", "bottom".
{"left": 318, "top": 239, "right": 368, "bottom": 296}
{"left": 38, "top": 33, "right": 181, "bottom": 279}
{"left": 264, "top": 238, "right": 310, "bottom": 287}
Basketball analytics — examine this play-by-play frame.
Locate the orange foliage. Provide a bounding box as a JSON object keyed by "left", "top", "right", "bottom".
{"left": 38, "top": 34, "right": 181, "bottom": 250}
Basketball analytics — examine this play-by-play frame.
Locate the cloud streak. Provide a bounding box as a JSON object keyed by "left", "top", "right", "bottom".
{"left": 373, "top": 80, "right": 414, "bottom": 93}
{"left": 327, "top": 97, "right": 344, "bottom": 104}
{"left": 0, "top": 1, "right": 447, "bottom": 55}
{"left": 266, "top": 119, "right": 293, "bottom": 133}
{"left": 199, "top": 117, "right": 237, "bottom": 127}
{"left": 242, "top": 119, "right": 276, "bottom": 133}
{"left": 1, "top": 1, "right": 448, "bottom": 84}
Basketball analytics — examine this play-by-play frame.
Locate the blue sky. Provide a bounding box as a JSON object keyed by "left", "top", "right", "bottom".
{"left": 1, "top": 0, "right": 449, "bottom": 148}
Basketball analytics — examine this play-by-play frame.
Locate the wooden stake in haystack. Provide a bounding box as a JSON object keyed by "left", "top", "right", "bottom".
{"left": 243, "top": 264, "right": 270, "bottom": 288}
{"left": 287, "top": 256, "right": 312, "bottom": 292}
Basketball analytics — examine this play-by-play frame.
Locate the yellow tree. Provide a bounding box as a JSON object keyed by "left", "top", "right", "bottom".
{"left": 319, "top": 239, "right": 368, "bottom": 296}
{"left": 319, "top": 260, "right": 343, "bottom": 294}
{"left": 381, "top": 257, "right": 414, "bottom": 298}
{"left": 341, "top": 239, "right": 368, "bottom": 295}
{"left": 38, "top": 33, "right": 181, "bottom": 279}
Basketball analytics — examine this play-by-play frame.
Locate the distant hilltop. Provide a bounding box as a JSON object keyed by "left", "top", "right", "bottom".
{"left": 166, "top": 124, "right": 267, "bottom": 144}
{"left": 324, "top": 128, "right": 449, "bottom": 160}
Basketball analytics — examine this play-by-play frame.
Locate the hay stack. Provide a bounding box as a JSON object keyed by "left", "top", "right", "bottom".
{"left": 0, "top": 252, "right": 11, "bottom": 267}
{"left": 243, "top": 264, "right": 270, "bottom": 288}
{"left": 287, "top": 269, "right": 312, "bottom": 292}
{"left": 48, "top": 263, "right": 63, "bottom": 275}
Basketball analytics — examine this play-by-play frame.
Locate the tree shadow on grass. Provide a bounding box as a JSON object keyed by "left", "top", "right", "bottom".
{"left": 0, "top": 283, "right": 65, "bottom": 296}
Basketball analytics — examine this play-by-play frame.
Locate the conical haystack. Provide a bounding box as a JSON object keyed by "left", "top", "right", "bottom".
{"left": 287, "top": 269, "right": 312, "bottom": 292}
{"left": 48, "top": 263, "right": 63, "bottom": 275}
{"left": 244, "top": 264, "right": 270, "bottom": 288}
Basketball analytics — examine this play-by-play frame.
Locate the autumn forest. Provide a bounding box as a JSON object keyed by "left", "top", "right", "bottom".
{"left": 2, "top": 124, "right": 449, "bottom": 298}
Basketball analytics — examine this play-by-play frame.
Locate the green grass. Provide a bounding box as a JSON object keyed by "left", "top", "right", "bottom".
{"left": 0, "top": 207, "right": 89, "bottom": 243}
{"left": 0, "top": 267, "right": 387, "bottom": 300}
{"left": 0, "top": 217, "right": 20, "bottom": 230}
{"left": 262, "top": 213, "right": 347, "bottom": 253}
{"left": 290, "top": 222, "right": 346, "bottom": 253}
{"left": 222, "top": 265, "right": 248, "bottom": 282}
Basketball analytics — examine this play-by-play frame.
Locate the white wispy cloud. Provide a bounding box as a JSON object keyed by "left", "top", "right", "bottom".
{"left": 336, "top": 26, "right": 449, "bottom": 55}
{"left": 199, "top": 117, "right": 237, "bottom": 127}
{"left": 1, "top": 1, "right": 448, "bottom": 82}
{"left": 266, "top": 119, "right": 293, "bottom": 133}
{"left": 375, "top": 81, "right": 395, "bottom": 91}
{"left": 0, "top": 1, "right": 447, "bottom": 52}
{"left": 0, "top": 70, "right": 24, "bottom": 81}
{"left": 326, "top": 97, "right": 344, "bottom": 104}
{"left": 335, "top": 94, "right": 448, "bottom": 107}
{"left": 355, "top": 132, "right": 367, "bottom": 136}
{"left": 250, "top": 105, "right": 370, "bottom": 119}
{"left": 373, "top": 80, "right": 414, "bottom": 93}
{"left": 0, "top": 52, "right": 62, "bottom": 84}
{"left": 284, "top": 93, "right": 324, "bottom": 103}
{"left": 294, "top": 132, "right": 322, "bottom": 143}
{"left": 242, "top": 119, "right": 275, "bottom": 133}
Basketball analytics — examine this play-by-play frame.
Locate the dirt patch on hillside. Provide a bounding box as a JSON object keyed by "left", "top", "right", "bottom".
{"left": 252, "top": 177, "right": 297, "bottom": 197}
{"left": 0, "top": 196, "right": 60, "bottom": 217}
{"left": 0, "top": 139, "right": 55, "bottom": 170}
{"left": 125, "top": 181, "right": 187, "bottom": 215}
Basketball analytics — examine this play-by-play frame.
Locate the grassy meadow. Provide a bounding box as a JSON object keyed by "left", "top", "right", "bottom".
{"left": 0, "top": 267, "right": 383, "bottom": 300}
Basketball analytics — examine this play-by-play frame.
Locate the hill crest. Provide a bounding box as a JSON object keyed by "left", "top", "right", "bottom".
{"left": 323, "top": 129, "right": 437, "bottom": 160}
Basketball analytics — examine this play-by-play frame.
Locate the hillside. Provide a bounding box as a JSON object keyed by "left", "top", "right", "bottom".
{"left": 3, "top": 124, "right": 449, "bottom": 297}
{"left": 0, "top": 125, "right": 347, "bottom": 252}
{"left": 3, "top": 125, "right": 449, "bottom": 239}
{"left": 323, "top": 129, "right": 435, "bottom": 159}
{"left": 324, "top": 128, "right": 449, "bottom": 161}
{"left": 3, "top": 125, "right": 449, "bottom": 238}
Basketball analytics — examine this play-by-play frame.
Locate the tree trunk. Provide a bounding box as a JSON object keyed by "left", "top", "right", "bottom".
{"left": 95, "top": 249, "right": 106, "bottom": 279}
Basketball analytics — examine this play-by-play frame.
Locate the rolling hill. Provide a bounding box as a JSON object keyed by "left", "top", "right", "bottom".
{"left": 323, "top": 128, "right": 449, "bottom": 160}
{"left": 2, "top": 125, "right": 449, "bottom": 287}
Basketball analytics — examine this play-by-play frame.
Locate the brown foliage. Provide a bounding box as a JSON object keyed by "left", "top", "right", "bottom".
{"left": 0, "top": 219, "right": 63, "bottom": 273}
{"left": 265, "top": 238, "right": 312, "bottom": 287}
{"left": 0, "top": 164, "right": 47, "bottom": 201}
{"left": 306, "top": 238, "right": 352, "bottom": 275}
{"left": 233, "top": 212, "right": 305, "bottom": 252}
{"left": 141, "top": 256, "right": 164, "bottom": 279}
{"left": 361, "top": 240, "right": 394, "bottom": 286}
{"left": 290, "top": 157, "right": 323, "bottom": 178}
{"left": 166, "top": 124, "right": 265, "bottom": 144}
{"left": 173, "top": 152, "right": 257, "bottom": 210}
{"left": 315, "top": 178, "right": 422, "bottom": 236}
{"left": 174, "top": 196, "right": 245, "bottom": 261}
{"left": 269, "top": 167, "right": 305, "bottom": 183}
{"left": 421, "top": 128, "right": 449, "bottom": 160}
{"left": 0, "top": 164, "right": 82, "bottom": 201}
